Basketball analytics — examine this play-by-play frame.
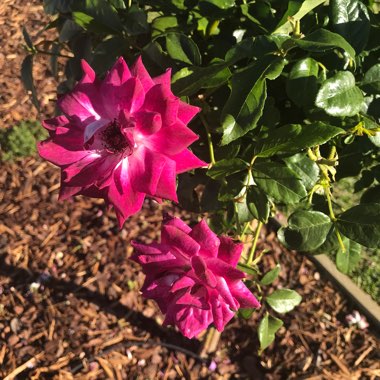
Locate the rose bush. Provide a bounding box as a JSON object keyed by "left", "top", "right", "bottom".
{"left": 23, "top": 0, "right": 380, "bottom": 348}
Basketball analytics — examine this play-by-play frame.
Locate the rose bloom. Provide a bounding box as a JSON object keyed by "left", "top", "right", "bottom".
{"left": 131, "top": 215, "right": 260, "bottom": 339}
{"left": 38, "top": 57, "right": 206, "bottom": 226}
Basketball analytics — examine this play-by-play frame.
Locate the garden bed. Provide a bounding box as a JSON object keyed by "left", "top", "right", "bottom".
{"left": 0, "top": 157, "right": 379, "bottom": 379}
{"left": 1, "top": 1, "right": 379, "bottom": 378}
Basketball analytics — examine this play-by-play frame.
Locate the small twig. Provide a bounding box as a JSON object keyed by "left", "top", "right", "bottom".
{"left": 4, "top": 352, "right": 44, "bottom": 380}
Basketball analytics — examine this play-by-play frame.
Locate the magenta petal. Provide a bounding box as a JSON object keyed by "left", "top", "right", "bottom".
{"left": 107, "top": 160, "right": 145, "bottom": 227}
{"left": 174, "top": 306, "right": 212, "bottom": 339}
{"left": 119, "top": 77, "right": 145, "bottom": 113}
{"left": 177, "top": 102, "right": 200, "bottom": 124}
{"left": 215, "top": 277, "right": 238, "bottom": 310}
{"left": 38, "top": 140, "right": 89, "bottom": 166}
{"left": 134, "top": 111, "right": 162, "bottom": 136}
{"left": 191, "top": 255, "right": 217, "bottom": 288}
{"left": 153, "top": 69, "right": 171, "bottom": 88}
{"left": 131, "top": 56, "right": 154, "bottom": 92}
{"left": 205, "top": 258, "right": 245, "bottom": 280}
{"left": 128, "top": 147, "right": 167, "bottom": 196}
{"left": 42, "top": 115, "right": 69, "bottom": 132}
{"left": 218, "top": 236, "right": 244, "bottom": 267}
{"left": 80, "top": 59, "right": 96, "bottom": 83}
{"left": 154, "top": 158, "right": 178, "bottom": 202}
{"left": 190, "top": 220, "right": 220, "bottom": 258}
{"left": 145, "top": 121, "right": 199, "bottom": 155}
{"left": 63, "top": 154, "right": 119, "bottom": 187}
{"left": 169, "top": 149, "right": 207, "bottom": 174}
{"left": 163, "top": 215, "right": 192, "bottom": 234}
{"left": 230, "top": 281, "right": 261, "bottom": 309}
{"left": 175, "top": 291, "right": 209, "bottom": 309}
{"left": 59, "top": 184, "right": 82, "bottom": 200}
{"left": 161, "top": 225, "right": 200, "bottom": 257}
{"left": 171, "top": 276, "right": 195, "bottom": 292}
{"left": 143, "top": 84, "right": 178, "bottom": 127}
{"left": 103, "top": 56, "right": 131, "bottom": 86}
{"left": 210, "top": 295, "right": 235, "bottom": 332}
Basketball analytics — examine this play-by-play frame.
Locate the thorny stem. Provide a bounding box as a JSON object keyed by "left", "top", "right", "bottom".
{"left": 200, "top": 114, "right": 216, "bottom": 166}
{"left": 247, "top": 221, "right": 263, "bottom": 265}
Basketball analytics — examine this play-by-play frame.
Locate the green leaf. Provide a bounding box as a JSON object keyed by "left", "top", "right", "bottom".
{"left": 237, "top": 262, "right": 259, "bottom": 276}
{"left": 221, "top": 66, "right": 266, "bottom": 145}
{"left": 331, "top": 0, "right": 370, "bottom": 53}
{"left": 166, "top": 33, "right": 201, "bottom": 65}
{"left": 152, "top": 16, "right": 178, "bottom": 37}
{"left": 273, "top": 0, "right": 326, "bottom": 34}
{"left": 238, "top": 308, "right": 255, "bottom": 319}
{"left": 252, "top": 162, "right": 307, "bottom": 204}
{"left": 91, "top": 36, "right": 126, "bottom": 74}
{"left": 73, "top": 0, "right": 123, "bottom": 33}
{"left": 125, "top": 5, "right": 148, "bottom": 36}
{"left": 316, "top": 71, "right": 364, "bottom": 117}
{"left": 207, "top": 158, "right": 248, "bottom": 180}
{"left": 221, "top": 57, "right": 287, "bottom": 145}
{"left": 266, "top": 289, "right": 302, "bottom": 313}
{"left": 336, "top": 238, "right": 361, "bottom": 274}
{"left": 246, "top": 186, "right": 270, "bottom": 223}
{"left": 293, "top": 28, "right": 356, "bottom": 58}
{"left": 44, "top": 0, "right": 73, "bottom": 14}
{"left": 255, "top": 123, "right": 344, "bottom": 157}
{"left": 361, "top": 185, "right": 380, "bottom": 204}
{"left": 22, "top": 27, "right": 34, "bottom": 51}
{"left": 59, "top": 19, "right": 82, "bottom": 42}
{"left": 201, "top": 0, "right": 235, "bottom": 9}
{"left": 260, "top": 264, "right": 281, "bottom": 286}
{"left": 21, "top": 55, "right": 40, "bottom": 112}
{"left": 286, "top": 58, "right": 319, "bottom": 107}
{"left": 109, "top": 0, "right": 126, "bottom": 9}
{"left": 218, "top": 173, "right": 247, "bottom": 201}
{"left": 172, "top": 63, "right": 231, "bottom": 97}
{"left": 278, "top": 210, "right": 332, "bottom": 251}
{"left": 362, "top": 64, "right": 380, "bottom": 94}
{"left": 283, "top": 154, "right": 320, "bottom": 190}
{"left": 336, "top": 203, "right": 380, "bottom": 248}
{"left": 258, "top": 314, "right": 283, "bottom": 353}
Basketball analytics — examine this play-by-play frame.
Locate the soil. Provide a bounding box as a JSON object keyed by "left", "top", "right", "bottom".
{"left": 0, "top": 1, "right": 380, "bottom": 379}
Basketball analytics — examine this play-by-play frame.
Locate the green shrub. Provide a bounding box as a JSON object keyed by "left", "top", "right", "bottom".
{"left": 0, "top": 121, "right": 47, "bottom": 161}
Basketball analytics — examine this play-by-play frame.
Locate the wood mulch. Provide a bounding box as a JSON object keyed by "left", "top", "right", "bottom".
{"left": 0, "top": 1, "right": 379, "bottom": 379}
{"left": 0, "top": 158, "right": 379, "bottom": 379}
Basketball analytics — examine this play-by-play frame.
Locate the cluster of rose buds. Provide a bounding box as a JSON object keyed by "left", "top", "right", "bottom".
{"left": 38, "top": 57, "right": 260, "bottom": 338}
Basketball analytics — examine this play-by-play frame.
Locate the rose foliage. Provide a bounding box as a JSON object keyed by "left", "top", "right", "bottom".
{"left": 23, "top": 0, "right": 380, "bottom": 348}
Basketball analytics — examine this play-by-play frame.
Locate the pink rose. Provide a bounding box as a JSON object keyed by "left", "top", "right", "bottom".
{"left": 131, "top": 215, "right": 260, "bottom": 339}
{"left": 38, "top": 57, "right": 206, "bottom": 226}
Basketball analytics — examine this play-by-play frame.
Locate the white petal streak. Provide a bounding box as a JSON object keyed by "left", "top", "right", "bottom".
{"left": 84, "top": 119, "right": 110, "bottom": 143}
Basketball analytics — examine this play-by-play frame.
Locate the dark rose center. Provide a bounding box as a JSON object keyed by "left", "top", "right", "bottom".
{"left": 101, "top": 119, "right": 134, "bottom": 155}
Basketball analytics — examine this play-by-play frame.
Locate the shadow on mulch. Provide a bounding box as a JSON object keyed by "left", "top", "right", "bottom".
{"left": 0, "top": 253, "right": 201, "bottom": 353}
